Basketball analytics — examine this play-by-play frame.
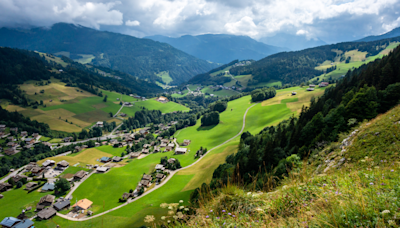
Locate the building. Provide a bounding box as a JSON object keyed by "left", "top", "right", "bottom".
{"left": 96, "top": 166, "right": 110, "bottom": 173}
{"left": 72, "top": 199, "right": 93, "bottom": 210}
{"left": 156, "top": 173, "right": 165, "bottom": 181}
{"left": 309, "top": 84, "right": 316, "bottom": 88}
{"left": 306, "top": 88, "right": 315, "bottom": 91}
{"left": 63, "top": 137, "right": 72, "bottom": 142}
{"left": 11, "top": 175, "right": 27, "bottom": 183}
{"left": 56, "top": 160, "right": 69, "bottom": 170}
{"left": 140, "top": 180, "right": 151, "bottom": 188}
{"left": 0, "top": 217, "right": 34, "bottom": 228}
{"left": 20, "top": 131, "right": 28, "bottom": 137}
{"left": 53, "top": 199, "right": 71, "bottom": 211}
{"left": 292, "top": 92, "right": 297, "bottom": 95}
{"left": 141, "top": 149, "right": 149, "bottom": 154}
{"left": 42, "top": 160, "right": 55, "bottom": 167}
{"left": 155, "top": 164, "right": 165, "bottom": 172}
{"left": 175, "top": 148, "right": 188, "bottom": 154}
{"left": 319, "top": 82, "right": 329, "bottom": 87}
{"left": 142, "top": 174, "right": 152, "bottom": 181}
{"left": 0, "top": 125, "right": 6, "bottom": 131}
{"left": 25, "top": 182, "right": 38, "bottom": 191}
{"left": 24, "top": 138, "right": 35, "bottom": 145}
{"left": 139, "top": 129, "right": 149, "bottom": 135}
{"left": 31, "top": 166, "right": 45, "bottom": 176}
{"left": 41, "top": 183, "right": 55, "bottom": 191}
{"left": 95, "top": 121, "right": 104, "bottom": 128}
{"left": 182, "top": 140, "right": 191, "bottom": 146}
{"left": 100, "top": 157, "right": 111, "bottom": 163}
{"left": 36, "top": 207, "right": 57, "bottom": 220}
{"left": 130, "top": 152, "right": 141, "bottom": 158}
{"left": 0, "top": 183, "right": 12, "bottom": 192}
{"left": 31, "top": 133, "right": 39, "bottom": 139}
{"left": 38, "top": 195, "right": 55, "bottom": 206}
{"left": 143, "top": 144, "right": 151, "bottom": 149}
{"left": 9, "top": 127, "right": 18, "bottom": 133}
{"left": 7, "top": 142, "right": 17, "bottom": 147}
{"left": 73, "top": 170, "right": 87, "bottom": 181}
{"left": 4, "top": 148, "right": 17, "bottom": 156}
{"left": 112, "top": 156, "right": 123, "bottom": 162}
{"left": 156, "top": 96, "right": 169, "bottom": 103}
{"left": 153, "top": 146, "right": 160, "bottom": 152}
{"left": 168, "top": 158, "right": 176, "bottom": 164}
{"left": 120, "top": 113, "right": 127, "bottom": 117}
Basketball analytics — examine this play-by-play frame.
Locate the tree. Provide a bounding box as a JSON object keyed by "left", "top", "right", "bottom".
{"left": 55, "top": 178, "right": 71, "bottom": 193}
{"left": 201, "top": 111, "right": 220, "bottom": 126}
{"left": 210, "top": 101, "right": 227, "bottom": 113}
{"left": 109, "top": 112, "right": 113, "bottom": 117}
{"left": 8, "top": 178, "right": 15, "bottom": 186}
{"left": 103, "top": 95, "right": 108, "bottom": 102}
{"left": 16, "top": 181, "right": 23, "bottom": 188}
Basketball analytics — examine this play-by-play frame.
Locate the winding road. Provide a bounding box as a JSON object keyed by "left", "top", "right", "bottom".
{"left": 56, "top": 103, "right": 258, "bottom": 221}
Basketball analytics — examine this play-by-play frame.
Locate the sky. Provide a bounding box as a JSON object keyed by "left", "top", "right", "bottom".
{"left": 1, "top": 0, "right": 400, "bottom": 43}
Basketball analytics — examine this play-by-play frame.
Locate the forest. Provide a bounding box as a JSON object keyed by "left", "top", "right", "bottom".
{"left": 191, "top": 44, "right": 400, "bottom": 204}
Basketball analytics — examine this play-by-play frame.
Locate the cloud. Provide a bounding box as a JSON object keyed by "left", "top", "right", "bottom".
{"left": 225, "top": 16, "right": 259, "bottom": 37}
{"left": 126, "top": 20, "right": 140, "bottom": 26}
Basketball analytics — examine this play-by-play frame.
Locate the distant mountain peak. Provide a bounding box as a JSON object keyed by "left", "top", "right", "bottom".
{"left": 356, "top": 27, "right": 400, "bottom": 42}
{"left": 259, "top": 33, "right": 327, "bottom": 51}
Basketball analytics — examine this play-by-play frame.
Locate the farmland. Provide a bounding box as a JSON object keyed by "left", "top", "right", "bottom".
{"left": 37, "top": 148, "right": 114, "bottom": 167}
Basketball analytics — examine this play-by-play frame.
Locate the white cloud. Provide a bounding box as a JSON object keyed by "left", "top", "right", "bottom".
{"left": 126, "top": 20, "right": 140, "bottom": 26}
{"left": 225, "top": 16, "right": 259, "bottom": 37}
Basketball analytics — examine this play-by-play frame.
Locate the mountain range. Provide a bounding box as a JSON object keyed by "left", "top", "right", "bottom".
{"left": 259, "top": 33, "right": 327, "bottom": 51}
{"left": 0, "top": 23, "right": 217, "bottom": 85}
{"left": 356, "top": 27, "right": 400, "bottom": 42}
{"left": 145, "top": 34, "right": 287, "bottom": 64}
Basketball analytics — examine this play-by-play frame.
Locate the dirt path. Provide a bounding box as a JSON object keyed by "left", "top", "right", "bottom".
{"left": 56, "top": 103, "right": 258, "bottom": 221}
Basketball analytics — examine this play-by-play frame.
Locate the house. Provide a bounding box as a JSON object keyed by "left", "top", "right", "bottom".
{"left": 156, "top": 173, "right": 165, "bottom": 181}
{"left": 110, "top": 139, "right": 118, "bottom": 144}
{"left": 38, "top": 195, "right": 55, "bottom": 206}
{"left": 100, "top": 157, "right": 111, "bottom": 163}
{"left": 72, "top": 199, "right": 93, "bottom": 210}
{"left": 96, "top": 166, "right": 110, "bottom": 173}
{"left": 120, "top": 113, "right": 127, "bottom": 117}
{"left": 153, "top": 146, "right": 160, "bottom": 152}
{"left": 0, "top": 194, "right": 3, "bottom": 199}
{"left": 25, "top": 182, "right": 38, "bottom": 191}
{"left": 155, "top": 164, "right": 165, "bottom": 172}
{"left": 37, "top": 207, "right": 57, "bottom": 220}
{"left": 73, "top": 170, "right": 87, "bottom": 181}
{"left": 31, "top": 166, "right": 45, "bottom": 176}
{"left": 53, "top": 199, "right": 70, "bottom": 211}
{"left": 156, "top": 96, "right": 169, "bottom": 103}
{"left": 7, "top": 142, "right": 16, "bottom": 147}
{"left": 32, "top": 133, "right": 39, "bottom": 139}
{"left": 10, "top": 127, "right": 18, "bottom": 133}
{"left": 142, "top": 174, "right": 152, "bottom": 181}
{"left": 182, "top": 140, "right": 191, "bottom": 146}
{"left": 141, "top": 149, "right": 149, "bottom": 154}
{"left": 161, "top": 139, "right": 169, "bottom": 144}
{"left": 24, "top": 138, "right": 35, "bottom": 145}
{"left": 175, "top": 148, "right": 188, "bottom": 154}
{"left": 139, "top": 129, "right": 149, "bottom": 135}
{"left": 292, "top": 92, "right": 297, "bottom": 95}
{"left": 95, "top": 142, "right": 100, "bottom": 147}
{"left": 42, "top": 160, "right": 55, "bottom": 167}
{"left": 130, "top": 152, "right": 141, "bottom": 158}
{"left": 95, "top": 121, "right": 104, "bottom": 128}
{"left": 41, "top": 183, "right": 55, "bottom": 191}
{"left": 20, "top": 131, "right": 28, "bottom": 137}
{"left": 168, "top": 143, "right": 175, "bottom": 148}
{"left": 0, "top": 183, "right": 12, "bottom": 192}
{"left": 56, "top": 160, "right": 69, "bottom": 170}
{"left": 112, "top": 156, "right": 123, "bottom": 162}
{"left": 11, "top": 175, "right": 27, "bottom": 183}
{"left": 4, "top": 148, "right": 17, "bottom": 156}
{"left": 74, "top": 146, "right": 82, "bottom": 152}
{"left": 319, "top": 82, "right": 329, "bottom": 87}
{"left": 160, "top": 143, "right": 167, "bottom": 148}
{"left": 140, "top": 180, "right": 151, "bottom": 188}
{"left": 166, "top": 146, "right": 174, "bottom": 152}
{"left": 157, "top": 137, "right": 163, "bottom": 141}
{"left": 7, "top": 136, "right": 14, "bottom": 141}
{"left": 143, "top": 144, "right": 151, "bottom": 148}
{"left": 306, "top": 88, "right": 315, "bottom": 91}
{"left": 309, "top": 84, "right": 316, "bottom": 88}
{"left": 101, "top": 141, "right": 108, "bottom": 145}
{"left": 63, "top": 137, "right": 72, "bottom": 142}
{"left": 122, "top": 192, "right": 131, "bottom": 199}
{"left": 0, "top": 125, "right": 6, "bottom": 131}
{"left": 124, "top": 102, "right": 132, "bottom": 106}
{"left": 168, "top": 158, "right": 176, "bottom": 164}
{"left": 42, "top": 142, "right": 52, "bottom": 148}
{"left": 0, "top": 217, "right": 34, "bottom": 228}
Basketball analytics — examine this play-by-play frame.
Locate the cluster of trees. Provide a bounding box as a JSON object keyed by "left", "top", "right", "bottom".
{"left": 209, "top": 101, "right": 227, "bottom": 112}
{"left": 188, "top": 60, "right": 239, "bottom": 86}
{"left": 190, "top": 44, "right": 400, "bottom": 204}
{"left": 325, "top": 65, "right": 337, "bottom": 73}
{"left": 77, "top": 122, "right": 115, "bottom": 139}
{"left": 194, "top": 147, "right": 208, "bottom": 159}
{"left": 201, "top": 111, "right": 220, "bottom": 126}
{"left": 160, "top": 157, "right": 182, "bottom": 170}
{"left": 251, "top": 87, "right": 276, "bottom": 102}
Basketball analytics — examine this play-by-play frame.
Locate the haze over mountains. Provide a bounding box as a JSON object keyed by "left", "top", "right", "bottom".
{"left": 356, "top": 27, "right": 400, "bottom": 42}
{"left": 259, "top": 33, "right": 327, "bottom": 51}
{"left": 0, "top": 23, "right": 217, "bottom": 85}
{"left": 146, "top": 34, "right": 287, "bottom": 64}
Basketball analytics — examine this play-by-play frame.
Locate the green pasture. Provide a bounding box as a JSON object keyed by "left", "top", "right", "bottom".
{"left": 96, "top": 145, "right": 127, "bottom": 157}
{"left": 126, "top": 99, "right": 190, "bottom": 114}
{"left": 210, "top": 66, "right": 232, "bottom": 76}
{"left": 156, "top": 71, "right": 173, "bottom": 85}
{"left": 101, "top": 90, "right": 141, "bottom": 103}
{"left": 74, "top": 54, "right": 95, "bottom": 64}
{"left": 201, "top": 87, "right": 238, "bottom": 97}
{"left": 171, "top": 90, "right": 188, "bottom": 98}
{"left": 250, "top": 80, "right": 282, "bottom": 88}
{"left": 187, "top": 85, "right": 199, "bottom": 91}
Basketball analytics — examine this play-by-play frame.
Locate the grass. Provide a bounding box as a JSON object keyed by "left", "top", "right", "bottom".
{"left": 201, "top": 87, "right": 238, "bottom": 97}
{"left": 123, "top": 99, "right": 190, "bottom": 115}
{"left": 61, "top": 166, "right": 91, "bottom": 178}
{"left": 96, "top": 145, "right": 127, "bottom": 157}
{"left": 74, "top": 54, "right": 95, "bottom": 64}
{"left": 156, "top": 71, "right": 173, "bottom": 85}
{"left": 39, "top": 136, "right": 52, "bottom": 142}
{"left": 250, "top": 80, "right": 282, "bottom": 88}
{"left": 37, "top": 148, "right": 113, "bottom": 167}
{"left": 180, "top": 105, "right": 400, "bottom": 228}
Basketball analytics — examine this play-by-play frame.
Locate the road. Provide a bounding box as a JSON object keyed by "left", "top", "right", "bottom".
{"left": 0, "top": 165, "right": 26, "bottom": 183}
{"left": 56, "top": 103, "right": 258, "bottom": 221}
{"left": 113, "top": 104, "right": 124, "bottom": 118}
{"left": 65, "top": 170, "right": 96, "bottom": 199}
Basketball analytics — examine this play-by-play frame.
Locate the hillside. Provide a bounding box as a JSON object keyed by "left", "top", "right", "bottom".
{"left": 146, "top": 34, "right": 287, "bottom": 64}
{"left": 357, "top": 26, "right": 400, "bottom": 42}
{"left": 0, "top": 23, "right": 218, "bottom": 85}
{"left": 259, "top": 33, "right": 327, "bottom": 51}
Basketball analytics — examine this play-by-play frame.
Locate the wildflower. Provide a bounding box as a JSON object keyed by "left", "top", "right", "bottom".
{"left": 323, "top": 183, "right": 326, "bottom": 187}
{"left": 144, "top": 215, "right": 155, "bottom": 223}
{"left": 217, "top": 217, "right": 220, "bottom": 219}
{"left": 377, "top": 192, "right": 381, "bottom": 195}
{"left": 369, "top": 182, "right": 374, "bottom": 185}
{"left": 210, "top": 210, "right": 213, "bottom": 212}
{"left": 232, "top": 215, "right": 236, "bottom": 217}
{"left": 168, "top": 211, "right": 175, "bottom": 215}
{"left": 161, "top": 216, "right": 166, "bottom": 220}
{"left": 206, "top": 215, "right": 209, "bottom": 218}
{"left": 247, "top": 192, "right": 252, "bottom": 195}
{"left": 381, "top": 183, "right": 385, "bottom": 185}
{"left": 179, "top": 206, "right": 184, "bottom": 210}
{"left": 228, "top": 213, "right": 232, "bottom": 215}
{"left": 177, "top": 212, "right": 184, "bottom": 219}
{"left": 168, "top": 206, "right": 172, "bottom": 210}
{"left": 179, "top": 200, "right": 184, "bottom": 203}
{"left": 168, "top": 220, "right": 171, "bottom": 223}
{"left": 391, "top": 169, "right": 394, "bottom": 172}
{"left": 388, "top": 220, "right": 395, "bottom": 225}
{"left": 382, "top": 210, "right": 391, "bottom": 214}
{"left": 222, "top": 210, "right": 226, "bottom": 213}
{"left": 184, "top": 208, "right": 189, "bottom": 211}
{"left": 160, "top": 203, "right": 168, "bottom": 208}
{"left": 290, "top": 201, "right": 293, "bottom": 203}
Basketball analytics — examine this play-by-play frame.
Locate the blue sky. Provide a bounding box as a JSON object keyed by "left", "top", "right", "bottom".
{"left": 1, "top": 0, "right": 400, "bottom": 43}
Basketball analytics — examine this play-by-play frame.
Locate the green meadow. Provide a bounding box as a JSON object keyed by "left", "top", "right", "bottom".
{"left": 201, "top": 87, "right": 239, "bottom": 97}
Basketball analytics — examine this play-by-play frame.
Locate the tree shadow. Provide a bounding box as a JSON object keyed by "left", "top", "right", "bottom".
{"left": 196, "top": 124, "right": 218, "bottom": 131}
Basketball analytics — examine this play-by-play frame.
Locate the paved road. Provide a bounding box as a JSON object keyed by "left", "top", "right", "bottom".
{"left": 113, "top": 104, "right": 124, "bottom": 118}
{"left": 0, "top": 166, "right": 26, "bottom": 183}
{"left": 65, "top": 171, "right": 96, "bottom": 199}
{"left": 56, "top": 103, "right": 258, "bottom": 221}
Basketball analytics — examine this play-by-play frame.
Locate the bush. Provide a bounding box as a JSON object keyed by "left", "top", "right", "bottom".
{"left": 201, "top": 111, "right": 220, "bottom": 126}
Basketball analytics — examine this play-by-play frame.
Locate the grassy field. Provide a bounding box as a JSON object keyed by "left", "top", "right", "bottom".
{"left": 201, "top": 87, "right": 239, "bottom": 97}
{"left": 156, "top": 71, "right": 173, "bottom": 85}
{"left": 61, "top": 166, "right": 91, "bottom": 178}
{"left": 74, "top": 54, "right": 95, "bottom": 64}
{"left": 37, "top": 148, "right": 113, "bottom": 167}
{"left": 96, "top": 145, "right": 127, "bottom": 157}
{"left": 122, "top": 99, "right": 190, "bottom": 116}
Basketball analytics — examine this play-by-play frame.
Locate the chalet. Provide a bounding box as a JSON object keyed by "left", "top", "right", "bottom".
{"left": 120, "top": 113, "right": 127, "bottom": 117}
{"left": 155, "top": 164, "right": 165, "bottom": 172}
{"left": 168, "top": 158, "right": 176, "bottom": 164}
{"left": 31, "top": 166, "right": 45, "bottom": 176}
{"left": 63, "top": 137, "right": 72, "bottom": 142}
{"left": 122, "top": 192, "right": 131, "bottom": 200}
{"left": 56, "top": 160, "right": 69, "bottom": 170}
{"left": 156, "top": 173, "right": 165, "bottom": 181}
{"left": 124, "top": 102, "right": 132, "bottom": 106}
{"left": 150, "top": 141, "right": 155, "bottom": 146}
{"left": 161, "top": 139, "right": 169, "bottom": 144}
{"left": 156, "top": 96, "right": 169, "bottom": 103}
{"left": 73, "top": 170, "right": 87, "bottom": 181}
{"left": 110, "top": 139, "right": 118, "bottom": 144}
{"left": 182, "top": 140, "right": 191, "bottom": 146}
{"left": 309, "top": 84, "right": 316, "bottom": 88}
{"left": 0, "top": 125, "right": 6, "bottom": 131}
{"left": 25, "top": 182, "right": 38, "bottom": 191}
{"left": 306, "top": 88, "right": 315, "bottom": 91}
{"left": 157, "top": 137, "right": 163, "bottom": 141}
{"left": 37, "top": 207, "right": 57, "bottom": 220}
{"left": 42, "top": 160, "right": 55, "bottom": 167}
{"left": 292, "top": 92, "right": 297, "bottom": 95}
{"left": 0, "top": 183, "right": 12, "bottom": 192}
{"left": 7, "top": 142, "right": 16, "bottom": 147}
{"left": 153, "top": 146, "right": 160, "bottom": 152}
{"left": 10, "top": 127, "right": 18, "bottom": 133}
{"left": 319, "top": 82, "right": 329, "bottom": 87}
{"left": 143, "top": 144, "right": 151, "bottom": 149}
{"left": 20, "top": 131, "right": 28, "bottom": 137}
{"left": 139, "top": 129, "right": 149, "bottom": 135}
{"left": 142, "top": 174, "right": 152, "bottom": 181}
{"left": 53, "top": 199, "right": 70, "bottom": 211}
{"left": 42, "top": 142, "right": 52, "bottom": 148}
{"left": 95, "top": 121, "right": 104, "bottom": 128}
{"left": 165, "top": 146, "right": 173, "bottom": 152}
{"left": 138, "top": 137, "right": 145, "bottom": 142}
{"left": 101, "top": 141, "right": 108, "bottom": 145}
{"left": 141, "top": 149, "right": 150, "bottom": 154}
{"left": 74, "top": 146, "right": 82, "bottom": 152}
{"left": 112, "top": 156, "right": 123, "bottom": 162}
{"left": 130, "top": 152, "right": 141, "bottom": 158}
{"left": 140, "top": 180, "right": 151, "bottom": 188}
{"left": 41, "top": 183, "right": 55, "bottom": 191}
{"left": 4, "top": 148, "right": 17, "bottom": 156}
{"left": 38, "top": 195, "right": 55, "bottom": 206}
{"left": 24, "top": 138, "right": 35, "bottom": 145}
{"left": 168, "top": 143, "right": 175, "bottom": 148}
{"left": 0, "top": 217, "right": 34, "bottom": 228}
{"left": 0, "top": 194, "right": 3, "bottom": 199}
{"left": 96, "top": 166, "right": 110, "bottom": 173}
{"left": 12, "top": 175, "right": 27, "bottom": 183}
{"left": 32, "top": 133, "right": 39, "bottom": 139}
{"left": 95, "top": 142, "right": 100, "bottom": 147}
{"left": 7, "top": 136, "right": 14, "bottom": 141}
{"left": 100, "top": 157, "right": 111, "bottom": 163}
{"left": 72, "top": 199, "right": 93, "bottom": 210}
{"left": 175, "top": 148, "right": 188, "bottom": 154}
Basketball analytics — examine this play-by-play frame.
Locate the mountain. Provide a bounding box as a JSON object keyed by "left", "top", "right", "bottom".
{"left": 145, "top": 34, "right": 287, "bottom": 64}
{"left": 259, "top": 33, "right": 327, "bottom": 51}
{"left": 0, "top": 23, "right": 217, "bottom": 85}
{"left": 356, "top": 27, "right": 400, "bottom": 42}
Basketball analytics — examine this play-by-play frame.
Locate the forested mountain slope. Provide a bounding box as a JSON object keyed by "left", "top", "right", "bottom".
{"left": 0, "top": 23, "right": 217, "bottom": 84}
{"left": 146, "top": 34, "right": 286, "bottom": 64}
{"left": 357, "top": 26, "right": 400, "bottom": 42}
